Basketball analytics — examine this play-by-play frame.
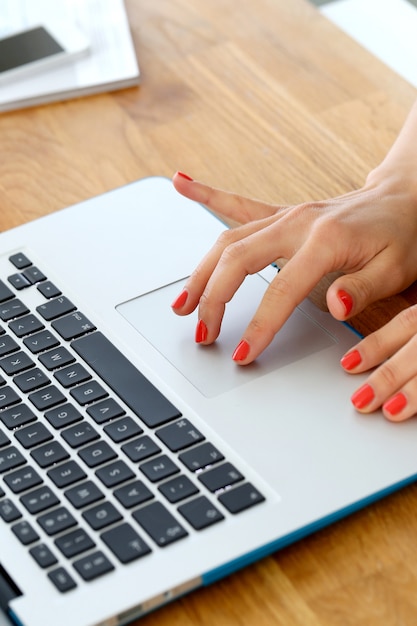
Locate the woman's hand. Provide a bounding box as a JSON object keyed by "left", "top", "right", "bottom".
{"left": 341, "top": 305, "right": 417, "bottom": 421}
{"left": 171, "top": 168, "right": 417, "bottom": 364}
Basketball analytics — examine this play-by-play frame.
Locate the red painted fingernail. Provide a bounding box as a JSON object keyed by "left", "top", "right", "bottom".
{"left": 340, "top": 349, "right": 362, "bottom": 371}
{"left": 338, "top": 290, "right": 353, "bottom": 316}
{"left": 384, "top": 392, "right": 407, "bottom": 417}
{"left": 195, "top": 319, "right": 208, "bottom": 343}
{"left": 232, "top": 340, "right": 250, "bottom": 362}
{"left": 351, "top": 383, "right": 374, "bottom": 409}
{"left": 177, "top": 171, "right": 193, "bottom": 181}
{"left": 171, "top": 289, "right": 188, "bottom": 309}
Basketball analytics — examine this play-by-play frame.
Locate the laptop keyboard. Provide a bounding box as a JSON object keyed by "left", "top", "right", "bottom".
{"left": 0, "top": 252, "right": 265, "bottom": 593}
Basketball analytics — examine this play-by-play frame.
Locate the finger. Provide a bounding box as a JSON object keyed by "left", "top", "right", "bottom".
{"left": 340, "top": 304, "right": 417, "bottom": 374}
{"left": 172, "top": 171, "right": 279, "bottom": 224}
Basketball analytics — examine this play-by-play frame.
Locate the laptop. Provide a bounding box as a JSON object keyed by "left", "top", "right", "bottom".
{"left": 1, "top": 176, "right": 417, "bottom": 626}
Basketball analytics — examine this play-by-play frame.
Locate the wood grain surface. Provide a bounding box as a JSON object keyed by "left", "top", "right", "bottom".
{"left": 1, "top": 1, "right": 417, "bottom": 624}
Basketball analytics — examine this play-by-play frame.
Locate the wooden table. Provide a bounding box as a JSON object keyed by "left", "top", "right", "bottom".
{"left": 2, "top": 1, "right": 417, "bottom": 624}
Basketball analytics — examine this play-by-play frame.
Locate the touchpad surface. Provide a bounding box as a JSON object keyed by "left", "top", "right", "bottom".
{"left": 117, "top": 275, "right": 335, "bottom": 398}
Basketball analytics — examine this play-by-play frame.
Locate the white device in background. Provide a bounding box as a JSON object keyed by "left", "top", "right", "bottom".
{"left": 0, "top": 23, "right": 90, "bottom": 83}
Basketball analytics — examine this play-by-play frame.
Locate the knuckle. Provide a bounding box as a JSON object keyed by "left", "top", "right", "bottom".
{"left": 397, "top": 304, "right": 417, "bottom": 332}
{"left": 376, "top": 360, "right": 400, "bottom": 389}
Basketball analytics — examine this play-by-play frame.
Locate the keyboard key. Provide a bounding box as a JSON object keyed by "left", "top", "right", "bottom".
{"left": 0, "top": 404, "right": 36, "bottom": 429}
{"left": 113, "top": 480, "right": 154, "bottom": 509}
{"left": 95, "top": 460, "right": 135, "bottom": 488}
{"left": 0, "top": 446, "right": 26, "bottom": 473}
{"left": 36, "top": 296, "right": 75, "bottom": 321}
{"left": 64, "top": 480, "right": 104, "bottom": 509}
{"left": 78, "top": 440, "right": 117, "bottom": 468}
{"left": 139, "top": 454, "right": 179, "bottom": 483}
{"left": 29, "top": 543, "right": 58, "bottom": 568}
{"left": 55, "top": 528, "right": 95, "bottom": 558}
{"left": 13, "top": 367, "right": 50, "bottom": 392}
{"left": 7, "top": 274, "right": 30, "bottom": 291}
{"left": 70, "top": 380, "right": 107, "bottom": 406}
{"left": 0, "top": 352, "right": 34, "bottom": 375}
{"left": 38, "top": 346, "right": 75, "bottom": 370}
{"left": 37, "top": 506, "right": 77, "bottom": 536}
{"left": 0, "top": 280, "right": 15, "bottom": 302}
{"left": 0, "top": 498, "right": 22, "bottom": 522}
{"left": 9, "top": 314, "right": 44, "bottom": 338}
{"left": 158, "top": 475, "right": 199, "bottom": 504}
{"left": 20, "top": 486, "right": 60, "bottom": 514}
{"left": 121, "top": 435, "right": 161, "bottom": 463}
{"left": 218, "top": 483, "right": 265, "bottom": 514}
{"left": 133, "top": 501, "right": 188, "bottom": 547}
{"left": 14, "top": 423, "right": 53, "bottom": 449}
{"left": 198, "top": 462, "right": 244, "bottom": 492}
{"left": 178, "top": 496, "right": 225, "bottom": 530}
{"left": 82, "top": 502, "right": 122, "bottom": 530}
{"left": 101, "top": 522, "right": 151, "bottom": 564}
{"left": 48, "top": 567, "right": 77, "bottom": 592}
{"left": 31, "top": 441, "right": 69, "bottom": 468}
{"left": 29, "top": 385, "right": 66, "bottom": 411}
{"left": 23, "top": 330, "right": 60, "bottom": 354}
{"left": 0, "top": 386, "right": 21, "bottom": 409}
{"left": 72, "top": 332, "right": 181, "bottom": 428}
{"left": 0, "top": 335, "right": 19, "bottom": 356}
{"left": 37, "top": 281, "right": 61, "bottom": 299}
{"left": 61, "top": 422, "right": 99, "bottom": 448}
{"left": 179, "top": 442, "right": 224, "bottom": 472}
{"left": 73, "top": 551, "right": 114, "bottom": 582}
{"left": 11, "top": 520, "right": 39, "bottom": 545}
{"left": 0, "top": 299, "right": 29, "bottom": 322}
{"left": 104, "top": 416, "right": 142, "bottom": 443}
{"left": 0, "top": 429, "right": 10, "bottom": 448}
{"left": 156, "top": 418, "right": 204, "bottom": 452}
{"left": 52, "top": 311, "right": 96, "bottom": 340}
{"left": 44, "top": 403, "right": 83, "bottom": 429}
{"left": 22, "top": 266, "right": 46, "bottom": 284}
{"left": 9, "top": 253, "right": 31, "bottom": 270}
{"left": 47, "top": 460, "right": 86, "bottom": 488}
{"left": 54, "top": 363, "right": 91, "bottom": 388}
{"left": 87, "top": 397, "right": 125, "bottom": 424}
{"left": 4, "top": 465, "right": 42, "bottom": 493}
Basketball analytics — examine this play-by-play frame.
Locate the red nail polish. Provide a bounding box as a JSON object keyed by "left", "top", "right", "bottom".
{"left": 177, "top": 171, "right": 193, "bottom": 181}
{"left": 384, "top": 392, "right": 407, "bottom": 417}
{"left": 195, "top": 319, "right": 208, "bottom": 343}
{"left": 338, "top": 290, "right": 353, "bottom": 316}
{"left": 340, "top": 349, "right": 361, "bottom": 371}
{"left": 232, "top": 340, "right": 250, "bottom": 362}
{"left": 171, "top": 289, "right": 188, "bottom": 309}
{"left": 351, "top": 383, "right": 374, "bottom": 409}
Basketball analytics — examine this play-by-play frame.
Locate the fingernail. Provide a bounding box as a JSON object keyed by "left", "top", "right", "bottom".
{"left": 340, "top": 349, "right": 362, "bottom": 371}
{"left": 232, "top": 340, "right": 250, "bottom": 362}
{"left": 171, "top": 289, "right": 188, "bottom": 309}
{"left": 195, "top": 319, "right": 208, "bottom": 343}
{"left": 384, "top": 392, "right": 407, "bottom": 417}
{"left": 177, "top": 171, "right": 193, "bottom": 181}
{"left": 338, "top": 290, "right": 353, "bottom": 316}
{"left": 351, "top": 383, "right": 374, "bottom": 409}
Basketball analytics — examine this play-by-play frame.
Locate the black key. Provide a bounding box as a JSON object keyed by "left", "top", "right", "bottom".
{"left": 0, "top": 498, "right": 22, "bottom": 522}
{"left": 73, "top": 551, "right": 114, "bottom": 582}
{"left": 78, "top": 440, "right": 117, "bottom": 468}
{"left": 113, "top": 479, "right": 153, "bottom": 509}
{"left": 52, "top": 311, "right": 96, "bottom": 340}
{"left": 36, "top": 296, "right": 75, "bottom": 321}
{"left": 29, "top": 385, "right": 66, "bottom": 411}
{"left": 198, "top": 462, "right": 244, "bottom": 492}
{"left": 156, "top": 419, "right": 204, "bottom": 452}
{"left": 121, "top": 435, "right": 161, "bottom": 463}
{"left": 23, "top": 330, "right": 59, "bottom": 354}
{"left": 48, "top": 567, "right": 77, "bottom": 592}
{"left": 72, "top": 332, "right": 181, "bottom": 428}
{"left": 70, "top": 381, "right": 107, "bottom": 406}
{"left": 47, "top": 460, "right": 86, "bottom": 488}
{"left": 139, "top": 454, "right": 179, "bottom": 483}
{"left": 20, "top": 486, "right": 60, "bottom": 514}
{"left": 54, "top": 363, "right": 91, "bottom": 388}
{"left": 0, "top": 429, "right": 10, "bottom": 447}
{"left": 38, "top": 346, "right": 75, "bottom": 370}
{"left": 64, "top": 480, "right": 104, "bottom": 509}
{"left": 13, "top": 367, "right": 50, "bottom": 392}
{"left": 0, "top": 352, "right": 34, "bottom": 375}
{"left": 0, "top": 446, "right": 26, "bottom": 473}
{"left": 0, "top": 280, "right": 15, "bottom": 303}
{"left": 14, "top": 422, "right": 52, "bottom": 449}
{"left": 0, "top": 299, "right": 29, "bottom": 322}
{"left": 0, "top": 404, "right": 36, "bottom": 429}
{"left": 95, "top": 460, "right": 135, "bottom": 488}
{"left": 37, "top": 281, "right": 61, "bottom": 299}
{"left": 9, "top": 253, "right": 31, "bottom": 270}
{"left": 9, "top": 314, "right": 44, "bottom": 338}
{"left": 37, "top": 506, "right": 77, "bottom": 536}
{"left": 29, "top": 543, "right": 58, "bottom": 568}
{"left": 61, "top": 422, "right": 99, "bottom": 448}
{"left": 101, "top": 522, "right": 151, "bottom": 564}
{"left": 133, "top": 502, "right": 188, "bottom": 547}
{"left": 179, "top": 442, "right": 224, "bottom": 472}
{"left": 8, "top": 274, "right": 30, "bottom": 291}
{"left": 22, "top": 266, "right": 46, "bottom": 284}
{"left": 31, "top": 441, "right": 69, "bottom": 468}
{"left": 82, "top": 501, "right": 122, "bottom": 530}
{"left": 87, "top": 397, "right": 125, "bottom": 424}
{"left": 12, "top": 520, "right": 39, "bottom": 545}
{"left": 4, "top": 465, "right": 42, "bottom": 493}
{"left": 44, "top": 403, "right": 82, "bottom": 429}
{"left": 0, "top": 335, "right": 19, "bottom": 356}
{"left": 103, "top": 416, "right": 142, "bottom": 443}
{"left": 218, "top": 482, "right": 265, "bottom": 513}
{"left": 0, "top": 385, "right": 20, "bottom": 410}
{"left": 158, "top": 475, "right": 199, "bottom": 504}
{"left": 178, "top": 496, "right": 225, "bottom": 530}
{"left": 55, "top": 528, "right": 95, "bottom": 558}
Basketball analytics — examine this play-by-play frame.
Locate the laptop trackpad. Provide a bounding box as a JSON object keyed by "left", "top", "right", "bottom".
{"left": 117, "top": 275, "right": 336, "bottom": 398}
